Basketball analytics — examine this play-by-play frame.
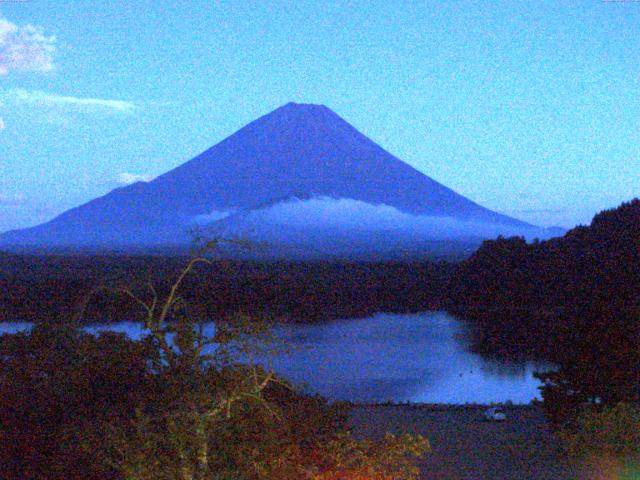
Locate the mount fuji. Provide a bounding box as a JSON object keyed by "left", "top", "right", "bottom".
{"left": 0, "top": 102, "right": 555, "bottom": 258}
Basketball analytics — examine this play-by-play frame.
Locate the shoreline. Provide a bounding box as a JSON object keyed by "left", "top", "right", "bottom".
{"left": 347, "top": 404, "right": 588, "bottom": 480}
{"left": 343, "top": 402, "right": 537, "bottom": 409}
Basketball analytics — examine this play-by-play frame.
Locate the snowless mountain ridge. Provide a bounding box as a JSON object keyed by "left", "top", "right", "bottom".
{"left": 0, "top": 102, "right": 554, "bottom": 257}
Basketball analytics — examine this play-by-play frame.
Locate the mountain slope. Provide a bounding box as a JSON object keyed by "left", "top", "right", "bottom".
{"left": 0, "top": 102, "right": 533, "bottom": 253}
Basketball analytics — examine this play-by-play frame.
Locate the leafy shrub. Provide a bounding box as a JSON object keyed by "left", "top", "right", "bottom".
{"left": 559, "top": 402, "right": 640, "bottom": 457}
{"left": 0, "top": 323, "right": 155, "bottom": 480}
{"left": 308, "top": 432, "right": 429, "bottom": 480}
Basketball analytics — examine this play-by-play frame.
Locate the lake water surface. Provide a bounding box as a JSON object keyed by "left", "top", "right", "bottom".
{"left": 0, "top": 311, "right": 551, "bottom": 404}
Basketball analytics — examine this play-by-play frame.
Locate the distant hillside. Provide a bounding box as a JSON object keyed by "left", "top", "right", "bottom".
{"left": 0, "top": 102, "right": 549, "bottom": 258}
{"left": 449, "top": 198, "right": 640, "bottom": 359}
{"left": 450, "top": 198, "right": 640, "bottom": 309}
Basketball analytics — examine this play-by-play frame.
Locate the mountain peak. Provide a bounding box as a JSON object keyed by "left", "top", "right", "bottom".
{"left": 281, "top": 101, "right": 329, "bottom": 110}
{"left": 267, "top": 102, "right": 335, "bottom": 122}
{"left": 0, "top": 103, "right": 533, "bottom": 252}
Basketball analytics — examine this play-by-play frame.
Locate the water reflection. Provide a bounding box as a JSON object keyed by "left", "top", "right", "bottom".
{"left": 0, "top": 312, "right": 552, "bottom": 404}
{"left": 270, "top": 312, "right": 552, "bottom": 404}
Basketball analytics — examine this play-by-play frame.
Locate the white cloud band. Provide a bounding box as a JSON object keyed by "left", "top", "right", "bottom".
{"left": 7, "top": 88, "right": 136, "bottom": 112}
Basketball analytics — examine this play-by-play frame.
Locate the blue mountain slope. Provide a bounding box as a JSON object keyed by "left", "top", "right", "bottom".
{"left": 0, "top": 102, "right": 533, "bottom": 252}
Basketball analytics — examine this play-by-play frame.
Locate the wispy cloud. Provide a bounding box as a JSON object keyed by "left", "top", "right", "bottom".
{"left": 116, "top": 172, "right": 156, "bottom": 185}
{"left": 0, "top": 17, "right": 55, "bottom": 75}
{"left": 7, "top": 88, "right": 136, "bottom": 113}
{"left": 0, "top": 116, "right": 4, "bottom": 130}
{"left": 0, "top": 88, "right": 138, "bottom": 129}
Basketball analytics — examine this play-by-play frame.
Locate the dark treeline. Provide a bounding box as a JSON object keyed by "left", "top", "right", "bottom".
{"left": 0, "top": 256, "right": 453, "bottom": 323}
{"left": 451, "top": 199, "right": 640, "bottom": 311}
{"left": 449, "top": 199, "right": 640, "bottom": 424}
{"left": 449, "top": 198, "right": 640, "bottom": 359}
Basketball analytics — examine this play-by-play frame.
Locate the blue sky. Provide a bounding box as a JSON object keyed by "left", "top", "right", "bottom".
{"left": 0, "top": 0, "right": 638, "bottom": 232}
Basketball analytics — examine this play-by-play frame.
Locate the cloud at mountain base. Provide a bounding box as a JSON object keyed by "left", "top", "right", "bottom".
{"left": 193, "top": 210, "right": 231, "bottom": 224}
{"left": 201, "top": 196, "right": 547, "bottom": 241}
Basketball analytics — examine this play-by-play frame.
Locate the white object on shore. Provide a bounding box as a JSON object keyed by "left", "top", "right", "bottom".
{"left": 483, "top": 407, "right": 507, "bottom": 421}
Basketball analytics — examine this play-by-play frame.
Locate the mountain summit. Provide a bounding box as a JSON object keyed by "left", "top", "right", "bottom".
{"left": 0, "top": 103, "right": 539, "bottom": 256}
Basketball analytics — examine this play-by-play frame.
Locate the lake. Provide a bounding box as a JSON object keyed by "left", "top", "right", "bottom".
{"left": 0, "top": 311, "right": 552, "bottom": 404}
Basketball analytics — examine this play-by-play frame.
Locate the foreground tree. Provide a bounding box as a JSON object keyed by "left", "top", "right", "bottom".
{"left": 534, "top": 306, "right": 640, "bottom": 427}
{"left": 559, "top": 402, "right": 640, "bottom": 458}
{"left": 0, "top": 323, "right": 154, "bottom": 480}
{"left": 1, "top": 241, "right": 429, "bottom": 479}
